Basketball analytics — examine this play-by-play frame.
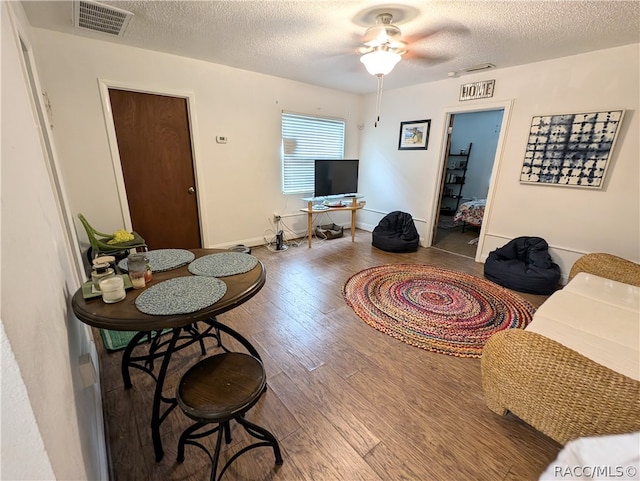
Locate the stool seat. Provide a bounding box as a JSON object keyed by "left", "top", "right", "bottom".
{"left": 176, "top": 352, "right": 282, "bottom": 481}
{"left": 178, "top": 353, "right": 266, "bottom": 422}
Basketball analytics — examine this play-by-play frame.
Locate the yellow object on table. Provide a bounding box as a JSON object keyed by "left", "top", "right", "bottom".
{"left": 108, "top": 229, "right": 135, "bottom": 244}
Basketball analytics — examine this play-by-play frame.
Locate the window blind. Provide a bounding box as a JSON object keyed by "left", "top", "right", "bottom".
{"left": 281, "top": 112, "right": 345, "bottom": 194}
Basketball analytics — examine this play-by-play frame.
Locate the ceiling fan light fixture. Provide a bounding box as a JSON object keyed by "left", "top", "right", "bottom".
{"left": 360, "top": 48, "right": 401, "bottom": 76}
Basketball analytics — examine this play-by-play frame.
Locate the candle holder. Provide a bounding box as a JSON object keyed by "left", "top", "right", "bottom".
{"left": 99, "top": 276, "right": 126, "bottom": 303}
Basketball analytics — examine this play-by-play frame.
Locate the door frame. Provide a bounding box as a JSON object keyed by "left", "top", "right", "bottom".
{"left": 97, "top": 80, "right": 207, "bottom": 246}
{"left": 428, "top": 99, "right": 513, "bottom": 262}
{"left": 13, "top": 14, "right": 86, "bottom": 284}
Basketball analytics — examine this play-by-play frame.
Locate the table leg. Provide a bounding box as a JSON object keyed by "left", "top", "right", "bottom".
{"left": 121, "top": 331, "right": 152, "bottom": 389}
{"left": 307, "top": 210, "right": 313, "bottom": 248}
{"left": 120, "top": 323, "right": 217, "bottom": 389}
{"left": 151, "top": 327, "right": 182, "bottom": 462}
{"left": 205, "top": 318, "right": 262, "bottom": 361}
{"left": 351, "top": 208, "right": 356, "bottom": 242}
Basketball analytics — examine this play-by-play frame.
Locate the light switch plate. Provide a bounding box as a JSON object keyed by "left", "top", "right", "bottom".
{"left": 216, "top": 136, "right": 227, "bottom": 144}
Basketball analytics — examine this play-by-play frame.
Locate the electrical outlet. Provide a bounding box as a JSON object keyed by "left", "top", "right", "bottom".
{"left": 273, "top": 213, "right": 281, "bottom": 223}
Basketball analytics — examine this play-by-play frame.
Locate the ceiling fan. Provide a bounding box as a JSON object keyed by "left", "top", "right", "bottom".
{"left": 358, "top": 13, "right": 407, "bottom": 77}
{"left": 354, "top": 9, "right": 452, "bottom": 126}
{"left": 357, "top": 12, "right": 411, "bottom": 127}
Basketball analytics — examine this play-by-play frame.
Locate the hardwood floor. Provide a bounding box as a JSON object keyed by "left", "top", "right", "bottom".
{"left": 433, "top": 216, "right": 480, "bottom": 258}
{"left": 95, "top": 232, "right": 561, "bottom": 481}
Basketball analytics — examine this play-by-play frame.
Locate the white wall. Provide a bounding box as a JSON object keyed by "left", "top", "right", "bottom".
{"left": 29, "top": 28, "right": 363, "bottom": 250}
{"left": 1, "top": 3, "right": 105, "bottom": 479}
{"left": 358, "top": 44, "right": 639, "bottom": 275}
{"left": 0, "top": 323, "right": 55, "bottom": 480}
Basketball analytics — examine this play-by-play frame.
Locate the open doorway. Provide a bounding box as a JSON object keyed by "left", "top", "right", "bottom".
{"left": 432, "top": 108, "right": 505, "bottom": 258}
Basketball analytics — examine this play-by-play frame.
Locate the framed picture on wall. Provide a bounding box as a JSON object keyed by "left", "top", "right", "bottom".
{"left": 398, "top": 119, "right": 431, "bottom": 150}
{"left": 520, "top": 110, "right": 625, "bottom": 189}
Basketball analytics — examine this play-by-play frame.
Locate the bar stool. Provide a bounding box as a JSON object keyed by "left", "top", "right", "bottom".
{"left": 176, "top": 352, "right": 283, "bottom": 481}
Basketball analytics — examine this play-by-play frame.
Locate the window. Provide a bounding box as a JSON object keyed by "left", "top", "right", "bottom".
{"left": 281, "top": 112, "right": 345, "bottom": 194}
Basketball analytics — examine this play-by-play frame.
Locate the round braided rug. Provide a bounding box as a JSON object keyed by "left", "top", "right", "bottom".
{"left": 343, "top": 264, "right": 535, "bottom": 358}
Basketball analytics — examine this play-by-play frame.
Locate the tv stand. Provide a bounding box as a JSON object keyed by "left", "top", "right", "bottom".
{"left": 300, "top": 195, "right": 365, "bottom": 247}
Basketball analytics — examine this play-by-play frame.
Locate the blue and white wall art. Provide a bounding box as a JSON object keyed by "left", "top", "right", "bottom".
{"left": 520, "top": 110, "right": 624, "bottom": 188}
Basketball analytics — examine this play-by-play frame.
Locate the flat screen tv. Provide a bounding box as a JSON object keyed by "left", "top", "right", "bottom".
{"left": 314, "top": 159, "right": 359, "bottom": 197}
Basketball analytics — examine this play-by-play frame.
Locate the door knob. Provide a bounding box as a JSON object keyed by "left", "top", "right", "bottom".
{"left": 188, "top": 187, "right": 195, "bottom": 194}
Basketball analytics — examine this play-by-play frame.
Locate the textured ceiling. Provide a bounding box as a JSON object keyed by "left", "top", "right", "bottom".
{"left": 22, "top": 0, "right": 640, "bottom": 94}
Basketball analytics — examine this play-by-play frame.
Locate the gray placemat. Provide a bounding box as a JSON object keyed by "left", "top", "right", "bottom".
{"left": 119, "top": 249, "right": 195, "bottom": 273}
{"left": 135, "top": 276, "right": 227, "bottom": 315}
{"left": 188, "top": 252, "right": 258, "bottom": 277}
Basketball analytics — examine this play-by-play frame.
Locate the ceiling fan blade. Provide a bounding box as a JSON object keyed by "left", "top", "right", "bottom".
{"left": 317, "top": 32, "right": 364, "bottom": 60}
{"left": 403, "top": 22, "right": 471, "bottom": 45}
{"left": 402, "top": 31, "right": 437, "bottom": 45}
{"left": 403, "top": 50, "right": 452, "bottom": 65}
{"left": 387, "top": 39, "right": 408, "bottom": 51}
{"left": 397, "top": 22, "right": 469, "bottom": 65}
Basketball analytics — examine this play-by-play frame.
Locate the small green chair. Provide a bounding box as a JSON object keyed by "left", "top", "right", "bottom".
{"left": 77, "top": 213, "right": 147, "bottom": 260}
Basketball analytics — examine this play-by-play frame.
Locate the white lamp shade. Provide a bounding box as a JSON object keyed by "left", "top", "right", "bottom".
{"left": 360, "top": 49, "right": 401, "bottom": 76}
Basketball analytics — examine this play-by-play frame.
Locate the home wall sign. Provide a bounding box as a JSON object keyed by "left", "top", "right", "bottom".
{"left": 520, "top": 110, "right": 624, "bottom": 189}
{"left": 459, "top": 80, "right": 495, "bottom": 101}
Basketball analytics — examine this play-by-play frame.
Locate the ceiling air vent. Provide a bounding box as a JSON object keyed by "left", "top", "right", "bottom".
{"left": 73, "top": 0, "right": 134, "bottom": 37}
{"left": 462, "top": 63, "right": 496, "bottom": 73}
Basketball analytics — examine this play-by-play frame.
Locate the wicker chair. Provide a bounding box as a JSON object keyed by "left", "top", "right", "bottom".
{"left": 568, "top": 252, "right": 640, "bottom": 287}
{"left": 481, "top": 253, "right": 640, "bottom": 445}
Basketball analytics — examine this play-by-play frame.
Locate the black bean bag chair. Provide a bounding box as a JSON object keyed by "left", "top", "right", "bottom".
{"left": 372, "top": 211, "right": 419, "bottom": 253}
{"left": 484, "top": 236, "right": 561, "bottom": 294}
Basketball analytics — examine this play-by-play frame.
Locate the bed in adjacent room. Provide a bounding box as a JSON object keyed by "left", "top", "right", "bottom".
{"left": 453, "top": 199, "right": 486, "bottom": 232}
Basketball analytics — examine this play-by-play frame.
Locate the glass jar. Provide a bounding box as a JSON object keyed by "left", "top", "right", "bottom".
{"left": 127, "top": 253, "right": 151, "bottom": 289}
{"left": 93, "top": 255, "right": 116, "bottom": 273}
{"left": 99, "top": 276, "right": 126, "bottom": 303}
{"left": 91, "top": 262, "right": 115, "bottom": 291}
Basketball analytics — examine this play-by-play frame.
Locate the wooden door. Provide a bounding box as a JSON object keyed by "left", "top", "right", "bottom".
{"left": 109, "top": 89, "right": 201, "bottom": 249}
